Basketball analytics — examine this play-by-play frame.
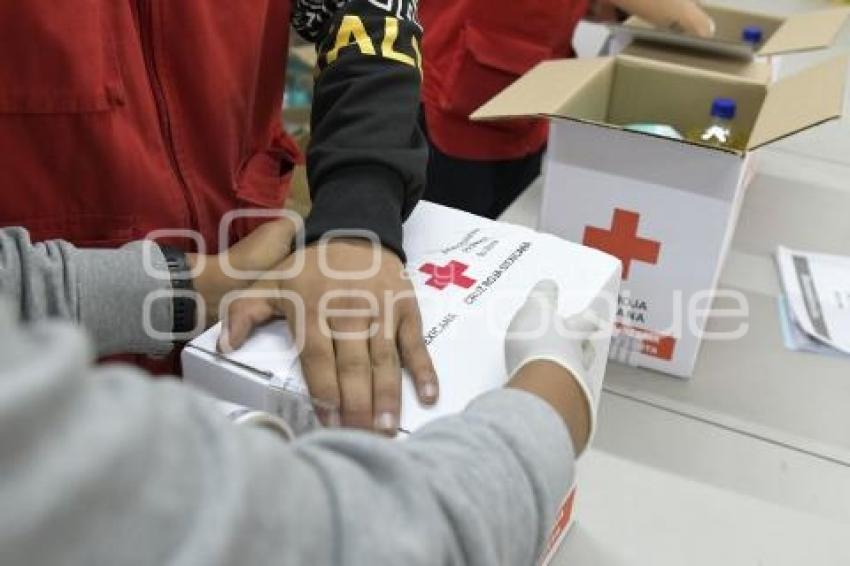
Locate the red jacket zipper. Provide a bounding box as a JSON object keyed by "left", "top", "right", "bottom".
{"left": 137, "top": 0, "right": 201, "bottom": 242}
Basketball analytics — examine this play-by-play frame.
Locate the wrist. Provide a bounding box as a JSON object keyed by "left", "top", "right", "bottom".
{"left": 307, "top": 237, "right": 402, "bottom": 258}
{"left": 305, "top": 165, "right": 407, "bottom": 262}
{"left": 186, "top": 253, "right": 237, "bottom": 327}
{"left": 507, "top": 360, "right": 591, "bottom": 456}
{"left": 186, "top": 253, "right": 216, "bottom": 294}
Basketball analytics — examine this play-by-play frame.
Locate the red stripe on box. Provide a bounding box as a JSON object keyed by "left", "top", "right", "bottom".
{"left": 540, "top": 486, "right": 577, "bottom": 565}
{"left": 616, "top": 322, "right": 677, "bottom": 361}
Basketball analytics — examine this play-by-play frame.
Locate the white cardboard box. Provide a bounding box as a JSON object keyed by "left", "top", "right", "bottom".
{"left": 183, "top": 202, "right": 621, "bottom": 563}
{"left": 473, "top": 54, "right": 847, "bottom": 377}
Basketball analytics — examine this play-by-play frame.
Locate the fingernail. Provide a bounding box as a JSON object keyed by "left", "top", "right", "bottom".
{"left": 420, "top": 379, "right": 438, "bottom": 403}
{"left": 375, "top": 412, "right": 397, "bottom": 432}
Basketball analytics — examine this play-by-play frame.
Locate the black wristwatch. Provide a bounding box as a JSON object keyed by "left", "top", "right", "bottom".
{"left": 159, "top": 244, "right": 198, "bottom": 337}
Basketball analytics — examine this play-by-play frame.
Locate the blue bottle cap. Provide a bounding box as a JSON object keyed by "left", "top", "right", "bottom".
{"left": 711, "top": 98, "right": 737, "bottom": 120}
{"left": 742, "top": 25, "right": 763, "bottom": 45}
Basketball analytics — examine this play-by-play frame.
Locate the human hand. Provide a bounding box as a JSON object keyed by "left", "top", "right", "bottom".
{"left": 504, "top": 281, "right": 605, "bottom": 456}
{"left": 186, "top": 218, "right": 298, "bottom": 327}
{"left": 219, "top": 239, "right": 439, "bottom": 434}
{"left": 586, "top": 0, "right": 626, "bottom": 23}
{"left": 612, "top": 0, "right": 715, "bottom": 38}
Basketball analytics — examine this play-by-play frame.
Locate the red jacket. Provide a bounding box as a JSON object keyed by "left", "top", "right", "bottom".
{"left": 1, "top": 0, "right": 427, "bottom": 260}
{"left": 0, "top": 1, "right": 427, "bottom": 372}
{"left": 0, "top": 1, "right": 302, "bottom": 253}
{"left": 420, "top": 0, "right": 589, "bottom": 161}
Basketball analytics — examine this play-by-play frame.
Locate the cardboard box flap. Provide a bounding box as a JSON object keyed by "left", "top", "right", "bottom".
{"left": 748, "top": 56, "right": 847, "bottom": 150}
{"left": 472, "top": 58, "right": 614, "bottom": 121}
{"left": 760, "top": 8, "right": 850, "bottom": 56}
{"left": 611, "top": 20, "right": 755, "bottom": 62}
{"left": 615, "top": 5, "right": 850, "bottom": 60}
{"left": 622, "top": 42, "right": 773, "bottom": 83}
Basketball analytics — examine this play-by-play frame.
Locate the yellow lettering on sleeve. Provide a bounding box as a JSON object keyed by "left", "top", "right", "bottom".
{"left": 381, "top": 17, "right": 416, "bottom": 67}
{"left": 326, "top": 15, "right": 377, "bottom": 64}
{"left": 411, "top": 35, "right": 423, "bottom": 79}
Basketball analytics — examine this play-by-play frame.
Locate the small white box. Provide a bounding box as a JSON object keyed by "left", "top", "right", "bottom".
{"left": 185, "top": 201, "right": 621, "bottom": 432}
{"left": 183, "top": 202, "right": 622, "bottom": 562}
{"left": 473, "top": 54, "right": 847, "bottom": 377}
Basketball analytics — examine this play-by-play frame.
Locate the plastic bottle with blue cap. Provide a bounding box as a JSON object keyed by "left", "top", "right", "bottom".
{"left": 742, "top": 24, "right": 779, "bottom": 81}
{"left": 742, "top": 25, "right": 764, "bottom": 49}
{"left": 687, "top": 97, "right": 745, "bottom": 150}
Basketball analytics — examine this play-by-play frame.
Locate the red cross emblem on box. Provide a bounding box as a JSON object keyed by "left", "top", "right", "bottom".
{"left": 419, "top": 261, "right": 477, "bottom": 291}
{"left": 583, "top": 209, "right": 661, "bottom": 280}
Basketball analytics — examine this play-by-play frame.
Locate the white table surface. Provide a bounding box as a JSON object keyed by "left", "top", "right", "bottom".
{"left": 560, "top": 393, "right": 850, "bottom": 566}
{"left": 503, "top": 4, "right": 850, "bottom": 563}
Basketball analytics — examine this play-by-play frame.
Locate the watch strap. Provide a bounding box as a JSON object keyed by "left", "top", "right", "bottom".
{"left": 158, "top": 244, "right": 197, "bottom": 337}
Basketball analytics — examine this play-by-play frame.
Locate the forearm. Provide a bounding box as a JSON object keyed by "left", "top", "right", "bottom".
{"left": 508, "top": 361, "right": 591, "bottom": 456}
{"left": 0, "top": 227, "right": 173, "bottom": 356}
{"left": 0, "top": 306, "right": 575, "bottom": 565}
{"left": 389, "top": 390, "right": 576, "bottom": 565}
{"left": 291, "top": 390, "right": 575, "bottom": 565}
{"left": 300, "top": 0, "right": 426, "bottom": 260}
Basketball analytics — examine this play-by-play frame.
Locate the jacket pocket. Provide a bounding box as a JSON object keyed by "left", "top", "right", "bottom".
{"left": 439, "top": 22, "right": 553, "bottom": 122}
{"left": 235, "top": 148, "right": 296, "bottom": 210}
{"left": 0, "top": 1, "right": 124, "bottom": 114}
{"left": 229, "top": 146, "right": 297, "bottom": 243}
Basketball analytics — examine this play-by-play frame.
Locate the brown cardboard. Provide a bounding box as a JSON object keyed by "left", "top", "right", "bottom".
{"left": 472, "top": 54, "right": 847, "bottom": 155}
{"left": 606, "top": 55, "right": 765, "bottom": 147}
{"left": 699, "top": 5, "right": 783, "bottom": 46}
{"left": 748, "top": 55, "right": 849, "bottom": 150}
{"left": 622, "top": 42, "right": 773, "bottom": 83}
{"left": 618, "top": 4, "right": 850, "bottom": 60}
{"left": 759, "top": 7, "right": 850, "bottom": 57}
{"left": 472, "top": 58, "right": 614, "bottom": 121}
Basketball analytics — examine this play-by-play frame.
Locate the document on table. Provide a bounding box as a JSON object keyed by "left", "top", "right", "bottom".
{"left": 776, "top": 247, "right": 850, "bottom": 356}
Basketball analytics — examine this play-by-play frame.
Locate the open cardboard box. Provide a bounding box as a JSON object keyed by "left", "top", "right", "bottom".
{"left": 473, "top": 54, "right": 847, "bottom": 154}
{"left": 473, "top": 54, "right": 847, "bottom": 377}
{"left": 611, "top": 4, "right": 850, "bottom": 62}
{"left": 607, "top": 4, "right": 850, "bottom": 82}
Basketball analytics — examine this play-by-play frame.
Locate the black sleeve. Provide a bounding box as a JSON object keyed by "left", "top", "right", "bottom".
{"left": 292, "top": 0, "right": 426, "bottom": 261}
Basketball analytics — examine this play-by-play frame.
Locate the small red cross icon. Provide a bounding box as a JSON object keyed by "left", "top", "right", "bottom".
{"left": 419, "top": 261, "right": 476, "bottom": 290}
{"left": 583, "top": 209, "right": 661, "bottom": 280}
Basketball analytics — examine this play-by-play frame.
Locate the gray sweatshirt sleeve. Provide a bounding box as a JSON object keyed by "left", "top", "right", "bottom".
{"left": 0, "top": 227, "right": 173, "bottom": 356}
{"left": 0, "top": 303, "right": 575, "bottom": 566}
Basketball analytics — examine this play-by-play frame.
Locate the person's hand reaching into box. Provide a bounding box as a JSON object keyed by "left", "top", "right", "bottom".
{"left": 612, "top": 0, "right": 716, "bottom": 38}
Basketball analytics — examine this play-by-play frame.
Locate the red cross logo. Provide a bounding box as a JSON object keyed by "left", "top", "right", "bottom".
{"left": 419, "top": 261, "right": 476, "bottom": 291}
{"left": 583, "top": 209, "right": 661, "bottom": 280}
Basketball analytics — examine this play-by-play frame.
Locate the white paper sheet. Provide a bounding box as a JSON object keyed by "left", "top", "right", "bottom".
{"left": 776, "top": 246, "right": 850, "bottom": 355}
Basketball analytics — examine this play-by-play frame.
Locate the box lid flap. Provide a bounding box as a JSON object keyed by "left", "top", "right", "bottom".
{"left": 759, "top": 8, "right": 850, "bottom": 56}
{"left": 471, "top": 58, "right": 613, "bottom": 121}
{"left": 622, "top": 42, "right": 773, "bottom": 83}
{"left": 748, "top": 56, "right": 847, "bottom": 150}
{"left": 611, "top": 20, "right": 755, "bottom": 61}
